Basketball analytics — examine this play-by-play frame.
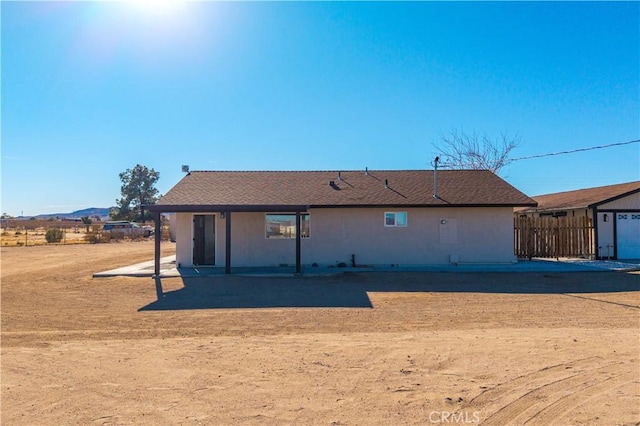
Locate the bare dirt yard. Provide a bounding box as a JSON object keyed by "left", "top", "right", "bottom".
{"left": 2, "top": 242, "right": 639, "bottom": 425}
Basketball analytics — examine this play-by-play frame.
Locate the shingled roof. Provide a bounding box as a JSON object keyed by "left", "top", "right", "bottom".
{"left": 518, "top": 181, "right": 640, "bottom": 213}
{"left": 151, "top": 170, "right": 536, "bottom": 212}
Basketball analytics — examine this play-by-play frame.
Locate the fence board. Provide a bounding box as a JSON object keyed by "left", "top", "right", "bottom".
{"left": 514, "top": 216, "right": 594, "bottom": 259}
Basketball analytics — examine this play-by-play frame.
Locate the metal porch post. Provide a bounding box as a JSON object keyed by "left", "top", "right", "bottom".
{"left": 153, "top": 211, "right": 161, "bottom": 276}
{"left": 295, "top": 211, "right": 301, "bottom": 274}
{"left": 592, "top": 207, "right": 599, "bottom": 259}
{"left": 225, "top": 211, "right": 231, "bottom": 274}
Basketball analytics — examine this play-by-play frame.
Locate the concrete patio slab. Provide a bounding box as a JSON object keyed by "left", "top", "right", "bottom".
{"left": 92, "top": 256, "right": 177, "bottom": 278}
{"left": 93, "top": 256, "right": 640, "bottom": 278}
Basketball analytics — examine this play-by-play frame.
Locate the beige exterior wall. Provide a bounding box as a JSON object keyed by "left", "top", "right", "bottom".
{"left": 306, "top": 207, "right": 516, "bottom": 265}
{"left": 175, "top": 212, "right": 193, "bottom": 267}
{"left": 175, "top": 207, "right": 517, "bottom": 267}
{"left": 221, "top": 212, "right": 301, "bottom": 267}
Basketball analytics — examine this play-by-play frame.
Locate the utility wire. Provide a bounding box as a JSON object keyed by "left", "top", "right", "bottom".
{"left": 431, "top": 139, "right": 639, "bottom": 170}
{"left": 511, "top": 139, "right": 639, "bottom": 162}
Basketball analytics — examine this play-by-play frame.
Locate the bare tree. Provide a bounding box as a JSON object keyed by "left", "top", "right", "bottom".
{"left": 433, "top": 130, "right": 521, "bottom": 174}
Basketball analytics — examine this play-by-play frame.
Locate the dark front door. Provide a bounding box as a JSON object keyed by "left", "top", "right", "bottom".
{"left": 193, "top": 215, "right": 215, "bottom": 265}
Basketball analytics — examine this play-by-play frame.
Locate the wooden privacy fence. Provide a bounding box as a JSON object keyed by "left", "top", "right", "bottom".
{"left": 514, "top": 216, "right": 594, "bottom": 259}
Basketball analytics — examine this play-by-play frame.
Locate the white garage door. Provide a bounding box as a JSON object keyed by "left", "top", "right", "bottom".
{"left": 617, "top": 213, "right": 640, "bottom": 259}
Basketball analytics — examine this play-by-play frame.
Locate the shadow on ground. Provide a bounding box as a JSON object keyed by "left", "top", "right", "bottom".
{"left": 142, "top": 274, "right": 373, "bottom": 310}
{"left": 139, "top": 271, "right": 640, "bottom": 311}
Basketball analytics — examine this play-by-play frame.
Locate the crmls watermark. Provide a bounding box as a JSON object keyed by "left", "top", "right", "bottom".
{"left": 428, "top": 411, "right": 481, "bottom": 424}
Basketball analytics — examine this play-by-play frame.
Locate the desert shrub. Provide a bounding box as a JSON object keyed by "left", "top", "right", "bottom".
{"left": 84, "top": 231, "right": 132, "bottom": 244}
{"left": 84, "top": 233, "right": 101, "bottom": 244}
{"left": 109, "top": 230, "right": 125, "bottom": 242}
{"left": 45, "top": 228, "right": 64, "bottom": 243}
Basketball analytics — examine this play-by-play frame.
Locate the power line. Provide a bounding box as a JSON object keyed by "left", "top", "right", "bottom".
{"left": 511, "top": 139, "right": 640, "bottom": 162}
{"left": 431, "top": 138, "right": 639, "bottom": 170}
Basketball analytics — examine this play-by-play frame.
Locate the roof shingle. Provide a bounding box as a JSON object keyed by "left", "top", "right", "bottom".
{"left": 155, "top": 170, "right": 536, "bottom": 211}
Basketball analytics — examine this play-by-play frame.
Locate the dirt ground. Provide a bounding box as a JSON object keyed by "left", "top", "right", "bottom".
{"left": 1, "top": 225, "right": 91, "bottom": 246}
{"left": 1, "top": 242, "right": 639, "bottom": 425}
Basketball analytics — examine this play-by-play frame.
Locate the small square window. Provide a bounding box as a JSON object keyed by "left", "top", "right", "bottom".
{"left": 385, "top": 212, "right": 396, "bottom": 226}
{"left": 384, "top": 211, "right": 407, "bottom": 227}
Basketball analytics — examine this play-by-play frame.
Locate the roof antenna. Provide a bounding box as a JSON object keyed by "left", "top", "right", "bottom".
{"left": 433, "top": 157, "right": 440, "bottom": 199}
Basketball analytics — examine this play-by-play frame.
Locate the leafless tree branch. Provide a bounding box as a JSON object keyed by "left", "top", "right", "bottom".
{"left": 433, "top": 130, "right": 521, "bottom": 174}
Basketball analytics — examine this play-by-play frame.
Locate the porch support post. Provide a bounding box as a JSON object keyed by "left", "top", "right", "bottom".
{"left": 153, "top": 211, "right": 161, "bottom": 276}
{"left": 225, "top": 211, "right": 231, "bottom": 274}
{"left": 295, "top": 211, "right": 301, "bottom": 274}
{"left": 592, "top": 207, "right": 599, "bottom": 259}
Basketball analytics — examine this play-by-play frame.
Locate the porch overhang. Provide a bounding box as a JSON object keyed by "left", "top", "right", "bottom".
{"left": 147, "top": 204, "right": 309, "bottom": 214}
{"left": 147, "top": 204, "right": 309, "bottom": 276}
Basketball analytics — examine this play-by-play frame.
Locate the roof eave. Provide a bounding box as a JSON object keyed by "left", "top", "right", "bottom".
{"left": 147, "top": 204, "right": 310, "bottom": 213}
{"left": 148, "top": 202, "right": 537, "bottom": 212}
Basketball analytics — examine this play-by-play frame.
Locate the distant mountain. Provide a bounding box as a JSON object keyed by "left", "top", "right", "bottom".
{"left": 33, "top": 207, "right": 112, "bottom": 221}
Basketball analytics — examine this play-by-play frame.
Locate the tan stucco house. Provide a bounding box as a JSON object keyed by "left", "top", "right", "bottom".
{"left": 517, "top": 181, "right": 640, "bottom": 260}
{"left": 148, "top": 170, "right": 536, "bottom": 274}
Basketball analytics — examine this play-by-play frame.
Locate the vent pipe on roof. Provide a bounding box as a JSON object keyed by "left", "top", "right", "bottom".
{"left": 338, "top": 171, "right": 343, "bottom": 181}
{"left": 384, "top": 179, "right": 389, "bottom": 189}
{"left": 433, "top": 156, "right": 440, "bottom": 199}
{"left": 365, "top": 167, "right": 369, "bottom": 175}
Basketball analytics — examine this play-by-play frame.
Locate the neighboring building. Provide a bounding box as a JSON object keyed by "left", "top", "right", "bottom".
{"left": 517, "top": 181, "right": 640, "bottom": 260}
{"left": 148, "top": 170, "right": 536, "bottom": 274}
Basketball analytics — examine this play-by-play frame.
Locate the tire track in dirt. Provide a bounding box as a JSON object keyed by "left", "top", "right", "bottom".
{"left": 465, "top": 356, "right": 606, "bottom": 409}
{"left": 478, "top": 360, "right": 632, "bottom": 425}
{"left": 523, "top": 369, "right": 637, "bottom": 425}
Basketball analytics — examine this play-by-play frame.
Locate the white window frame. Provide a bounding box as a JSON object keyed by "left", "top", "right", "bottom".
{"left": 384, "top": 211, "right": 407, "bottom": 227}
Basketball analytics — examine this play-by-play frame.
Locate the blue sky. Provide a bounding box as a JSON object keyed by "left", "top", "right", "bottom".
{"left": 2, "top": 1, "right": 639, "bottom": 216}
